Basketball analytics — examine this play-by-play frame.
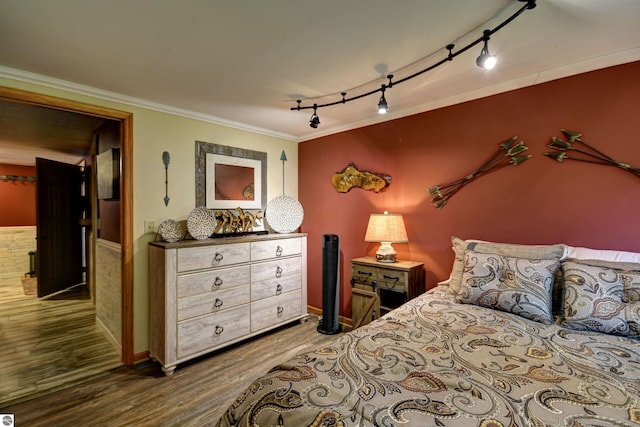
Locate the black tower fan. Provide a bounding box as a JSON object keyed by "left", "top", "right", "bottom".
{"left": 317, "top": 234, "right": 342, "bottom": 334}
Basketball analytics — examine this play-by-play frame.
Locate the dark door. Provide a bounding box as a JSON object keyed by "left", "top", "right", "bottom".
{"left": 36, "top": 158, "right": 83, "bottom": 298}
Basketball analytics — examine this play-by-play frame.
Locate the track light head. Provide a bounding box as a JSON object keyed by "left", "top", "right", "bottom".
{"left": 309, "top": 104, "right": 320, "bottom": 128}
{"left": 476, "top": 30, "right": 497, "bottom": 70}
{"left": 377, "top": 85, "right": 388, "bottom": 114}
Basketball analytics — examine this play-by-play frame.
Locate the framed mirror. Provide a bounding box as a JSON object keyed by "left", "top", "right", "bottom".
{"left": 195, "top": 141, "right": 267, "bottom": 210}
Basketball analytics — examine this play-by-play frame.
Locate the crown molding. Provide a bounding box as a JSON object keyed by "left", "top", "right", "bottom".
{"left": 0, "top": 65, "right": 298, "bottom": 142}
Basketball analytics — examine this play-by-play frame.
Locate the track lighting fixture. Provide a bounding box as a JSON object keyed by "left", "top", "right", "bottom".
{"left": 292, "top": 0, "right": 537, "bottom": 128}
{"left": 309, "top": 104, "right": 320, "bottom": 128}
{"left": 476, "top": 30, "right": 497, "bottom": 70}
{"left": 377, "top": 85, "right": 388, "bottom": 114}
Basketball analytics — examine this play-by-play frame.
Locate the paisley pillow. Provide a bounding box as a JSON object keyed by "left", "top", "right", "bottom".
{"left": 448, "top": 236, "right": 566, "bottom": 297}
{"left": 561, "top": 261, "right": 640, "bottom": 337}
{"left": 458, "top": 250, "right": 560, "bottom": 324}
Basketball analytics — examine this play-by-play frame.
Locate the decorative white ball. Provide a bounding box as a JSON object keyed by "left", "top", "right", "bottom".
{"left": 187, "top": 207, "right": 216, "bottom": 240}
{"left": 265, "top": 195, "right": 304, "bottom": 234}
{"left": 158, "top": 219, "right": 183, "bottom": 242}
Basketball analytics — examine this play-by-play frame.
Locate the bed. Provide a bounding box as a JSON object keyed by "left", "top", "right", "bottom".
{"left": 216, "top": 238, "right": 640, "bottom": 426}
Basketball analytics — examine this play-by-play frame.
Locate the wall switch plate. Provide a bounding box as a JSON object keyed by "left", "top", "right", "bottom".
{"left": 144, "top": 220, "right": 155, "bottom": 234}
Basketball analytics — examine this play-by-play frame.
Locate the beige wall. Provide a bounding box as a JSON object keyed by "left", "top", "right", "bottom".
{"left": 0, "top": 76, "right": 299, "bottom": 354}
{"left": 0, "top": 226, "right": 36, "bottom": 286}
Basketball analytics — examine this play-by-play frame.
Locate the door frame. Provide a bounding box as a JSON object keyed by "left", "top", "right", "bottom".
{"left": 0, "top": 85, "right": 134, "bottom": 365}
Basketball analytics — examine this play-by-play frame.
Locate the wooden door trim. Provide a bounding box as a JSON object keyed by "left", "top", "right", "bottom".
{"left": 0, "top": 85, "right": 135, "bottom": 365}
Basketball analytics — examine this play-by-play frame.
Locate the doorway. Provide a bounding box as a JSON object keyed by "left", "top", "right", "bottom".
{"left": 0, "top": 86, "right": 134, "bottom": 364}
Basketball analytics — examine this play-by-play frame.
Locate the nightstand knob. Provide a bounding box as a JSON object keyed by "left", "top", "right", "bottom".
{"left": 275, "top": 245, "right": 283, "bottom": 256}
{"left": 214, "top": 325, "right": 224, "bottom": 336}
{"left": 275, "top": 266, "right": 283, "bottom": 278}
{"left": 212, "top": 252, "right": 224, "bottom": 264}
{"left": 213, "top": 298, "right": 223, "bottom": 309}
{"left": 276, "top": 284, "right": 283, "bottom": 294}
{"left": 277, "top": 306, "right": 284, "bottom": 316}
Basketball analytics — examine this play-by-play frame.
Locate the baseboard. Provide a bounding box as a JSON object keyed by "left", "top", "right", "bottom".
{"left": 96, "top": 317, "right": 122, "bottom": 356}
{"left": 307, "top": 305, "right": 353, "bottom": 331}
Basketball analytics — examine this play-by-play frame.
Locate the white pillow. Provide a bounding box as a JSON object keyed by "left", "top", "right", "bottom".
{"left": 566, "top": 245, "right": 640, "bottom": 263}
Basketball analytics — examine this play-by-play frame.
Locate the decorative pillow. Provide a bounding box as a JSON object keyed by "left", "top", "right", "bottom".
{"left": 457, "top": 250, "right": 560, "bottom": 324}
{"left": 448, "top": 236, "right": 566, "bottom": 297}
{"left": 561, "top": 261, "right": 640, "bottom": 338}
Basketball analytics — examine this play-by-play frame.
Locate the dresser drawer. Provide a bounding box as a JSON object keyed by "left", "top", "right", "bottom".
{"left": 251, "top": 237, "right": 302, "bottom": 261}
{"left": 251, "top": 272, "right": 301, "bottom": 301}
{"left": 177, "top": 305, "right": 250, "bottom": 358}
{"left": 177, "top": 242, "right": 250, "bottom": 272}
{"left": 251, "top": 290, "right": 302, "bottom": 332}
{"left": 177, "top": 265, "right": 250, "bottom": 298}
{"left": 251, "top": 257, "right": 301, "bottom": 282}
{"left": 178, "top": 284, "right": 250, "bottom": 321}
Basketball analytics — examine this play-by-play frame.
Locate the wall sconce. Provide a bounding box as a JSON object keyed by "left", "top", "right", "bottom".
{"left": 364, "top": 211, "right": 408, "bottom": 263}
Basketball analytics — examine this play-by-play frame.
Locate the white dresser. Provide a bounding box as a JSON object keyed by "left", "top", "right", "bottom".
{"left": 149, "top": 233, "right": 307, "bottom": 375}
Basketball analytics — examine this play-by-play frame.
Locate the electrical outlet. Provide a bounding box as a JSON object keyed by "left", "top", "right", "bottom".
{"left": 144, "top": 220, "right": 155, "bottom": 234}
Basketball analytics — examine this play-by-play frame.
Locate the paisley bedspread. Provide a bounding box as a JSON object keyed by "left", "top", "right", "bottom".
{"left": 216, "top": 287, "right": 640, "bottom": 426}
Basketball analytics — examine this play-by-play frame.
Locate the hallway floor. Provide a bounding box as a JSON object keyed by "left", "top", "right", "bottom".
{"left": 0, "top": 279, "right": 121, "bottom": 407}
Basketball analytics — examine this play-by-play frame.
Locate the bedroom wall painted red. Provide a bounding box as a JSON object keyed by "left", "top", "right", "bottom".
{"left": 299, "top": 61, "right": 640, "bottom": 318}
{"left": 0, "top": 164, "right": 36, "bottom": 226}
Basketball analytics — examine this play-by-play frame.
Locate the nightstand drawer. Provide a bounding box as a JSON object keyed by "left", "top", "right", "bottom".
{"left": 352, "top": 264, "right": 378, "bottom": 285}
{"left": 376, "top": 270, "right": 408, "bottom": 291}
{"left": 177, "top": 242, "right": 250, "bottom": 272}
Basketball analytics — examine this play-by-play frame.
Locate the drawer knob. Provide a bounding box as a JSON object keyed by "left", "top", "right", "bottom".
{"left": 276, "top": 284, "right": 283, "bottom": 295}
{"left": 214, "top": 325, "right": 224, "bottom": 335}
{"left": 212, "top": 252, "right": 224, "bottom": 264}
{"left": 277, "top": 306, "right": 284, "bottom": 316}
{"left": 275, "top": 266, "right": 283, "bottom": 278}
{"left": 211, "top": 277, "right": 223, "bottom": 290}
{"left": 275, "top": 245, "right": 283, "bottom": 256}
{"left": 213, "top": 298, "right": 223, "bottom": 309}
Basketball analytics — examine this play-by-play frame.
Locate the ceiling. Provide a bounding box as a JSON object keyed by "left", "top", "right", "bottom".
{"left": 1, "top": 0, "right": 639, "bottom": 166}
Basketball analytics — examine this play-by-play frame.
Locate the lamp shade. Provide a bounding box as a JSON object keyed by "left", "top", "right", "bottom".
{"left": 364, "top": 212, "right": 408, "bottom": 263}
{"left": 364, "top": 213, "right": 408, "bottom": 243}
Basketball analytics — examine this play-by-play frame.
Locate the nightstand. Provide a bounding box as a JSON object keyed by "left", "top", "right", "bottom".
{"left": 350, "top": 256, "right": 424, "bottom": 329}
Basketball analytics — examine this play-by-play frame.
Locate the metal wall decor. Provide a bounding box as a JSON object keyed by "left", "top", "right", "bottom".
{"left": 0, "top": 175, "right": 35, "bottom": 183}
{"left": 428, "top": 136, "right": 531, "bottom": 210}
{"left": 544, "top": 129, "right": 640, "bottom": 178}
{"left": 163, "top": 151, "right": 171, "bottom": 206}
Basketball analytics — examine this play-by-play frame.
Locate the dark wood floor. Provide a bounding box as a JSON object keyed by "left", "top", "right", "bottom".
{"left": 0, "top": 314, "right": 342, "bottom": 426}
{"left": 0, "top": 281, "right": 121, "bottom": 407}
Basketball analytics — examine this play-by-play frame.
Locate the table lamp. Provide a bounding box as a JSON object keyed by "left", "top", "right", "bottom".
{"left": 364, "top": 211, "right": 408, "bottom": 263}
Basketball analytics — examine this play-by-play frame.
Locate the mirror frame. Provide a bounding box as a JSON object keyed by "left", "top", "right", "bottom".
{"left": 195, "top": 141, "right": 267, "bottom": 210}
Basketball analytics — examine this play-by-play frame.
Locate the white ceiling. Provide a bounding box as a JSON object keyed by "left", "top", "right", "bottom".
{"left": 1, "top": 0, "right": 640, "bottom": 165}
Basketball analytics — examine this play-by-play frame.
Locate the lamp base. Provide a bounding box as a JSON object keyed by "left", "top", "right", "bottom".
{"left": 375, "top": 242, "right": 397, "bottom": 263}
{"left": 375, "top": 253, "right": 397, "bottom": 263}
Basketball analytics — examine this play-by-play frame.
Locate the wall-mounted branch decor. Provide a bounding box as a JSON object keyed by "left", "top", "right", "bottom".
{"left": 427, "top": 136, "right": 531, "bottom": 210}
{"left": 544, "top": 129, "right": 640, "bottom": 178}
{"left": 332, "top": 163, "right": 391, "bottom": 193}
